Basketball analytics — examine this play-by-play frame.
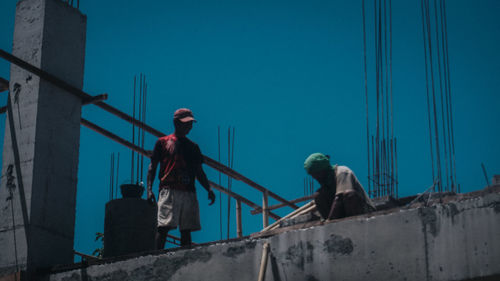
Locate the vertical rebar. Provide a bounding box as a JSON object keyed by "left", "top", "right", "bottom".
{"left": 141, "top": 78, "right": 147, "bottom": 182}
{"left": 395, "top": 138, "right": 398, "bottom": 198}
{"left": 481, "top": 163, "right": 490, "bottom": 187}
{"left": 226, "top": 127, "right": 231, "bottom": 239}
{"left": 362, "top": 0, "right": 371, "bottom": 195}
{"left": 442, "top": 0, "right": 458, "bottom": 190}
{"left": 116, "top": 152, "right": 120, "bottom": 199}
{"left": 109, "top": 154, "right": 113, "bottom": 201}
{"left": 110, "top": 152, "right": 115, "bottom": 200}
{"left": 131, "top": 75, "right": 136, "bottom": 184}
{"left": 421, "top": 0, "right": 436, "bottom": 189}
{"left": 218, "top": 126, "right": 222, "bottom": 240}
{"left": 136, "top": 74, "right": 143, "bottom": 184}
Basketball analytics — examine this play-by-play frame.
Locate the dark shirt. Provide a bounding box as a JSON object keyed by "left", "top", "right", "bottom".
{"left": 151, "top": 134, "right": 203, "bottom": 192}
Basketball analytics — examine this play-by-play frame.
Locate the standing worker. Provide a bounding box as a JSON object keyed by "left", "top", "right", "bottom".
{"left": 304, "top": 153, "right": 375, "bottom": 220}
{"left": 147, "top": 108, "right": 215, "bottom": 248}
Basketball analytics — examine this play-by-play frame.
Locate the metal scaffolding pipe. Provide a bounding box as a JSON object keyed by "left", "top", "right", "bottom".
{"left": 209, "top": 181, "right": 281, "bottom": 221}
{"left": 0, "top": 49, "right": 296, "bottom": 211}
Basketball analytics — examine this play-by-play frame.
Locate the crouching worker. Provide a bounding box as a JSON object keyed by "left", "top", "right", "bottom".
{"left": 304, "top": 153, "right": 375, "bottom": 220}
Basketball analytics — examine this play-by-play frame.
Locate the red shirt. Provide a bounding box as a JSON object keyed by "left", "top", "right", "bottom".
{"left": 151, "top": 134, "right": 203, "bottom": 192}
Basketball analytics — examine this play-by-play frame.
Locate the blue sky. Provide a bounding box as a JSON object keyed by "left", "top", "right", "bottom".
{"left": 0, "top": 0, "right": 499, "bottom": 257}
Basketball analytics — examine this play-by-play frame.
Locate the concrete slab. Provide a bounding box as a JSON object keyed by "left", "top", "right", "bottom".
{"left": 46, "top": 189, "right": 500, "bottom": 281}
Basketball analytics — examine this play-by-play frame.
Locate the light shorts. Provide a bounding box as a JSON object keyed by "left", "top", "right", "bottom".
{"left": 157, "top": 188, "right": 201, "bottom": 231}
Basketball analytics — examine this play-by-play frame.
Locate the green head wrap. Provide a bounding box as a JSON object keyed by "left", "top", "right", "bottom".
{"left": 304, "top": 153, "right": 331, "bottom": 174}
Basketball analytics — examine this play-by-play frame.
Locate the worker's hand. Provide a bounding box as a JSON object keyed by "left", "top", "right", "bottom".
{"left": 147, "top": 188, "right": 156, "bottom": 205}
{"left": 208, "top": 189, "right": 215, "bottom": 206}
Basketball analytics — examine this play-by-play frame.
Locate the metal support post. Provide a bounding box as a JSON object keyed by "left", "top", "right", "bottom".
{"left": 236, "top": 200, "right": 242, "bottom": 238}
{"left": 262, "top": 190, "right": 269, "bottom": 228}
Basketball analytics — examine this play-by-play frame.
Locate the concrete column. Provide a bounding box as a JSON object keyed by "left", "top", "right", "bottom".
{"left": 0, "top": 0, "right": 86, "bottom": 274}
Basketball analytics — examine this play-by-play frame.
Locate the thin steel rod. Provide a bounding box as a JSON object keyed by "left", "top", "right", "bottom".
{"left": 425, "top": 0, "right": 443, "bottom": 192}
{"left": 136, "top": 74, "right": 142, "bottom": 183}
{"left": 362, "top": 0, "right": 371, "bottom": 194}
{"left": 395, "top": 138, "right": 398, "bottom": 197}
{"left": 116, "top": 152, "right": 120, "bottom": 199}
{"left": 433, "top": 0, "right": 450, "bottom": 191}
{"left": 131, "top": 75, "right": 136, "bottom": 184}
{"left": 481, "top": 163, "right": 490, "bottom": 187}
{"left": 421, "top": 0, "right": 436, "bottom": 189}
{"left": 442, "top": 0, "right": 458, "bottom": 189}
{"left": 227, "top": 127, "right": 231, "bottom": 239}
{"left": 109, "top": 154, "right": 113, "bottom": 201}
{"left": 218, "top": 126, "right": 222, "bottom": 240}
{"left": 389, "top": 0, "right": 394, "bottom": 197}
{"left": 141, "top": 79, "right": 147, "bottom": 182}
{"left": 111, "top": 152, "right": 115, "bottom": 199}
{"left": 440, "top": 0, "right": 453, "bottom": 191}
{"left": 375, "top": 0, "right": 381, "bottom": 197}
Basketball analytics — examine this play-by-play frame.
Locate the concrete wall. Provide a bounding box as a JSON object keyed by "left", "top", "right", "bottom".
{"left": 0, "top": 0, "right": 86, "bottom": 274}
{"left": 48, "top": 190, "right": 500, "bottom": 281}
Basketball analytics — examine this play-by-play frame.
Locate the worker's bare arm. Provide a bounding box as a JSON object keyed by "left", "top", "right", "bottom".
{"left": 196, "top": 165, "right": 215, "bottom": 205}
{"left": 147, "top": 160, "right": 158, "bottom": 203}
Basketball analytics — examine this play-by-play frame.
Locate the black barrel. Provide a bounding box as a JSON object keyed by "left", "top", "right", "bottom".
{"left": 103, "top": 184, "right": 157, "bottom": 257}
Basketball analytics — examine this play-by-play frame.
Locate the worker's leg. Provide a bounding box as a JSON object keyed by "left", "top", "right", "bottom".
{"left": 178, "top": 191, "right": 200, "bottom": 247}
{"left": 156, "top": 226, "right": 170, "bottom": 250}
{"left": 180, "top": 230, "right": 192, "bottom": 246}
{"left": 343, "top": 191, "right": 366, "bottom": 217}
{"left": 156, "top": 188, "right": 179, "bottom": 249}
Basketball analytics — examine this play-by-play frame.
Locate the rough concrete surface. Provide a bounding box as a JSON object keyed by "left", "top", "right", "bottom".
{"left": 0, "top": 0, "right": 86, "bottom": 273}
{"left": 47, "top": 190, "right": 500, "bottom": 281}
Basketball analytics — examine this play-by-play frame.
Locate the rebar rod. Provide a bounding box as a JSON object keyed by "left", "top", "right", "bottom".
{"left": 362, "top": 0, "right": 371, "bottom": 194}
{"left": 421, "top": 0, "right": 436, "bottom": 189}
{"left": 116, "top": 152, "right": 120, "bottom": 199}
{"left": 131, "top": 75, "right": 136, "bottom": 184}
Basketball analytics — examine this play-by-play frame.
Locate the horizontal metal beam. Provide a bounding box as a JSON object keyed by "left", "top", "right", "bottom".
{"left": 0, "top": 50, "right": 296, "bottom": 211}
{"left": 251, "top": 194, "right": 315, "bottom": 215}
{"left": 209, "top": 181, "right": 281, "bottom": 221}
{"left": 0, "top": 49, "right": 105, "bottom": 104}
{"left": 204, "top": 157, "right": 298, "bottom": 210}
{"left": 81, "top": 118, "right": 151, "bottom": 157}
{"left": 84, "top": 93, "right": 108, "bottom": 105}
